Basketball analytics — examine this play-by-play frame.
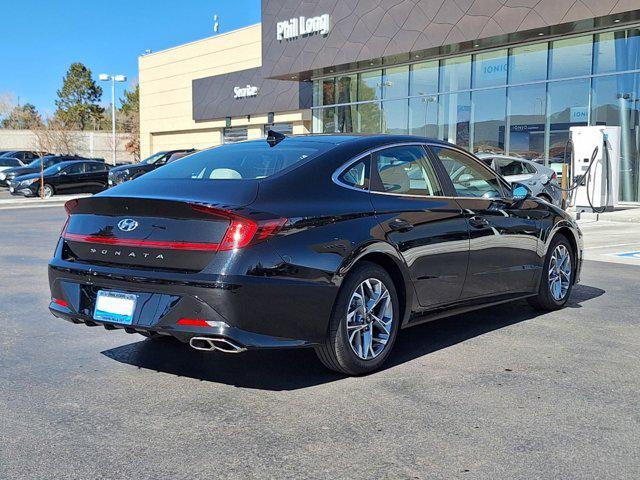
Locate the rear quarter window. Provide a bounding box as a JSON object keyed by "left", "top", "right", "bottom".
{"left": 145, "top": 140, "right": 334, "bottom": 181}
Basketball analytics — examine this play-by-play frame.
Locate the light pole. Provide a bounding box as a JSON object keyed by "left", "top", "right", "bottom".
{"left": 99, "top": 73, "right": 127, "bottom": 165}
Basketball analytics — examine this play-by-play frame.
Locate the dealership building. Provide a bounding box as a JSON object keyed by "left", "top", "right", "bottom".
{"left": 139, "top": 0, "right": 640, "bottom": 202}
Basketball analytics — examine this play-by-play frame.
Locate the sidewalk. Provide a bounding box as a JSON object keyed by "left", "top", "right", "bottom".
{"left": 569, "top": 205, "right": 640, "bottom": 224}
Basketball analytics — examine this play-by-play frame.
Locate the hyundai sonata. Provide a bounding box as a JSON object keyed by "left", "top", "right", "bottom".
{"left": 49, "top": 133, "right": 582, "bottom": 375}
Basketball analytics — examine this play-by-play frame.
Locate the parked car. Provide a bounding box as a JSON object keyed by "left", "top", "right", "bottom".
{"left": 108, "top": 149, "right": 195, "bottom": 187}
{"left": 0, "top": 155, "right": 94, "bottom": 187}
{"left": 9, "top": 160, "right": 109, "bottom": 198}
{"left": 0, "top": 157, "right": 25, "bottom": 172}
{"left": 0, "top": 150, "right": 49, "bottom": 163}
{"left": 476, "top": 154, "right": 563, "bottom": 207}
{"left": 165, "top": 150, "right": 196, "bottom": 164}
{"left": 49, "top": 134, "right": 582, "bottom": 375}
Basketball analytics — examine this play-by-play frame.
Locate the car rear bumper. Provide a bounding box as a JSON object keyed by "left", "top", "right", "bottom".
{"left": 48, "top": 258, "right": 337, "bottom": 349}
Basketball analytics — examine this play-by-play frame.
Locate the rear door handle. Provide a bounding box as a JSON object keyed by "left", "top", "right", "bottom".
{"left": 468, "top": 216, "right": 489, "bottom": 228}
{"left": 388, "top": 218, "right": 414, "bottom": 232}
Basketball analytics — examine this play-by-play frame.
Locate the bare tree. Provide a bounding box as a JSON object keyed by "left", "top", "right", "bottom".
{"left": 30, "top": 115, "right": 82, "bottom": 198}
{"left": 0, "top": 92, "right": 17, "bottom": 120}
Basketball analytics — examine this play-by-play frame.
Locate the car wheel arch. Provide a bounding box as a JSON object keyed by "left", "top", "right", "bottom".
{"left": 335, "top": 244, "right": 413, "bottom": 326}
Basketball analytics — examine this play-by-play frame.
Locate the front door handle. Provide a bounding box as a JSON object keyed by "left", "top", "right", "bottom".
{"left": 389, "top": 218, "right": 414, "bottom": 232}
{"left": 468, "top": 216, "right": 489, "bottom": 228}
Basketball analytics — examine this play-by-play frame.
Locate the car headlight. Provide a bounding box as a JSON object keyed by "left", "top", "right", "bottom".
{"left": 0, "top": 173, "right": 6, "bottom": 180}
{"left": 21, "top": 178, "right": 39, "bottom": 186}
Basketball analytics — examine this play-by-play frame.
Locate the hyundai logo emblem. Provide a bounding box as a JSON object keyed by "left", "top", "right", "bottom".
{"left": 117, "top": 218, "right": 139, "bottom": 232}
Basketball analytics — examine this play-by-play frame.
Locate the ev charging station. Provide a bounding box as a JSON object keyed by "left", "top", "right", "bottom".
{"left": 569, "top": 126, "right": 621, "bottom": 212}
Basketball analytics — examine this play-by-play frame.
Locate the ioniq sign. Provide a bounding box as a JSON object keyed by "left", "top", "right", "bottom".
{"left": 276, "top": 14, "right": 330, "bottom": 40}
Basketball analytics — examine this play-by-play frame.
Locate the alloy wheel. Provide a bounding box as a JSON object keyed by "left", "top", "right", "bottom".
{"left": 346, "top": 278, "right": 393, "bottom": 360}
{"left": 548, "top": 244, "right": 571, "bottom": 301}
{"left": 42, "top": 185, "right": 53, "bottom": 198}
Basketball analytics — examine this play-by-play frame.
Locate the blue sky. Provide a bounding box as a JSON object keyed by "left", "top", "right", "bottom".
{"left": 0, "top": 0, "right": 261, "bottom": 115}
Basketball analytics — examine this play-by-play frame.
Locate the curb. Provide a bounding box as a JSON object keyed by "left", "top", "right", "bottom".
{"left": 0, "top": 194, "right": 90, "bottom": 210}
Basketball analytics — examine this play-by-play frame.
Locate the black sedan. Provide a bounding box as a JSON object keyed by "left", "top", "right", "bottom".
{"left": 108, "top": 149, "right": 195, "bottom": 187}
{"left": 48, "top": 134, "right": 582, "bottom": 375}
{"left": 0, "top": 155, "right": 90, "bottom": 187}
{"left": 10, "top": 160, "right": 108, "bottom": 197}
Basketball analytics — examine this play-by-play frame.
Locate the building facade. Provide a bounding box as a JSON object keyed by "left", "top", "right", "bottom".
{"left": 139, "top": 0, "right": 640, "bottom": 203}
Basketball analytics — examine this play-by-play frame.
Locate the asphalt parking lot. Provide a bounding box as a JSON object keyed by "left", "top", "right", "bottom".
{"left": 1, "top": 206, "right": 639, "bottom": 479}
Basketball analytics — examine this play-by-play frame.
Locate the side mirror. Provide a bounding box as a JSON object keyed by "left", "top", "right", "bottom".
{"left": 511, "top": 182, "right": 531, "bottom": 200}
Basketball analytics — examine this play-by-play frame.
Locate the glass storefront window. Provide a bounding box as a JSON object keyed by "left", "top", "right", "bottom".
{"left": 594, "top": 29, "right": 640, "bottom": 74}
{"left": 472, "top": 88, "right": 506, "bottom": 153}
{"left": 357, "top": 102, "right": 382, "bottom": 133}
{"left": 439, "top": 92, "right": 471, "bottom": 148}
{"left": 440, "top": 56, "right": 471, "bottom": 93}
{"left": 313, "top": 80, "right": 321, "bottom": 107}
{"left": 310, "top": 26, "right": 640, "bottom": 203}
{"left": 336, "top": 74, "right": 357, "bottom": 105}
{"left": 473, "top": 49, "right": 508, "bottom": 88}
{"left": 337, "top": 104, "right": 357, "bottom": 133}
{"left": 509, "top": 43, "right": 548, "bottom": 83}
{"left": 410, "top": 61, "right": 438, "bottom": 96}
{"left": 321, "top": 107, "right": 336, "bottom": 133}
{"left": 409, "top": 96, "right": 438, "bottom": 138}
{"left": 322, "top": 78, "right": 335, "bottom": 106}
{"left": 383, "top": 66, "right": 409, "bottom": 99}
{"left": 547, "top": 78, "right": 590, "bottom": 166}
{"left": 382, "top": 99, "right": 409, "bottom": 134}
{"left": 358, "top": 70, "right": 382, "bottom": 101}
{"left": 507, "top": 83, "right": 546, "bottom": 159}
{"left": 591, "top": 73, "right": 640, "bottom": 202}
{"left": 549, "top": 36, "right": 593, "bottom": 79}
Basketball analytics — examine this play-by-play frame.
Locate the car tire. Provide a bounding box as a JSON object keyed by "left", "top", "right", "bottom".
{"left": 315, "top": 261, "right": 400, "bottom": 375}
{"left": 527, "top": 234, "right": 574, "bottom": 311}
{"left": 38, "top": 184, "right": 54, "bottom": 198}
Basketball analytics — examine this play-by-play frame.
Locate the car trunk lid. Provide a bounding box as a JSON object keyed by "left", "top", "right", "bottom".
{"left": 61, "top": 179, "right": 259, "bottom": 271}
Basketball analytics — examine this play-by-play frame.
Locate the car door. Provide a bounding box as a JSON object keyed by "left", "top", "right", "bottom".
{"left": 368, "top": 144, "right": 469, "bottom": 309}
{"left": 429, "top": 145, "right": 542, "bottom": 299}
{"left": 55, "top": 162, "right": 85, "bottom": 194}
{"left": 82, "top": 162, "right": 108, "bottom": 192}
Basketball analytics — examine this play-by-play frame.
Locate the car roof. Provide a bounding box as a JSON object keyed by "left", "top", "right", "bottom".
{"left": 236, "top": 134, "right": 455, "bottom": 150}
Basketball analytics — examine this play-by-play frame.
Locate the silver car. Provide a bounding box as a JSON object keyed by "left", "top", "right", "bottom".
{"left": 476, "top": 154, "right": 563, "bottom": 207}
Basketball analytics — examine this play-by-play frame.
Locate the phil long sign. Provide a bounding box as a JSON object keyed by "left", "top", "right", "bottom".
{"left": 277, "top": 14, "right": 330, "bottom": 40}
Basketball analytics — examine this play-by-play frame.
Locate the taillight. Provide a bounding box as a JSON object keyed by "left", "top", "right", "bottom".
{"left": 190, "top": 204, "right": 286, "bottom": 251}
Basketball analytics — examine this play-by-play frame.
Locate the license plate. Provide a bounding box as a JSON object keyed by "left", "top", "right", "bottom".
{"left": 94, "top": 290, "right": 137, "bottom": 325}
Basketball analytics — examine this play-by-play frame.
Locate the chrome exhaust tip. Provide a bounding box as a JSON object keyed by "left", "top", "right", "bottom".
{"left": 189, "top": 336, "right": 247, "bottom": 354}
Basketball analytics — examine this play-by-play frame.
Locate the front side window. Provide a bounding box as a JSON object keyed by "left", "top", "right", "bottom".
{"left": 373, "top": 145, "right": 443, "bottom": 196}
{"left": 431, "top": 146, "right": 503, "bottom": 198}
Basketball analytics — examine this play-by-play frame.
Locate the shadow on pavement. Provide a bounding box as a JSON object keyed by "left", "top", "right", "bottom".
{"left": 102, "top": 283, "right": 605, "bottom": 391}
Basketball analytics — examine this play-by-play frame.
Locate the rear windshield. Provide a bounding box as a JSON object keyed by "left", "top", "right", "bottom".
{"left": 145, "top": 140, "right": 333, "bottom": 181}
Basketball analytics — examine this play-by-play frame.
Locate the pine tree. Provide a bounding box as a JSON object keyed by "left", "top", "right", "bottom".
{"left": 54, "top": 62, "right": 104, "bottom": 130}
